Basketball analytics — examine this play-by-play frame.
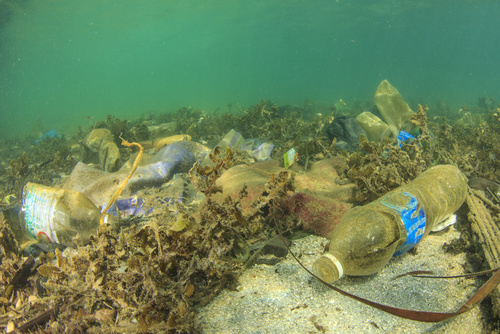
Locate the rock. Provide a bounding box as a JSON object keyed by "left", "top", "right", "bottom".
{"left": 295, "top": 158, "right": 354, "bottom": 202}
{"left": 280, "top": 192, "right": 351, "bottom": 239}
{"left": 373, "top": 80, "right": 414, "bottom": 137}
{"left": 262, "top": 235, "right": 291, "bottom": 258}
{"left": 213, "top": 160, "right": 282, "bottom": 213}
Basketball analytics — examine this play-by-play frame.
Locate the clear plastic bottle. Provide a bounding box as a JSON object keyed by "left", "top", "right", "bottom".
{"left": 17, "top": 182, "right": 102, "bottom": 247}
{"left": 312, "top": 165, "right": 468, "bottom": 283}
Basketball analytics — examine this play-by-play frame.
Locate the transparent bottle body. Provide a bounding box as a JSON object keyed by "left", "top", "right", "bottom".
{"left": 313, "top": 165, "right": 468, "bottom": 283}
{"left": 19, "top": 182, "right": 101, "bottom": 247}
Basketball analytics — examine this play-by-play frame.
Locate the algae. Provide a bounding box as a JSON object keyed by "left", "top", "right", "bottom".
{"left": 1, "top": 95, "right": 500, "bottom": 331}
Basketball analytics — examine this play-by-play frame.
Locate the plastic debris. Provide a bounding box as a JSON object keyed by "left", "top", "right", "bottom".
{"left": 33, "top": 129, "right": 61, "bottom": 144}
{"left": 397, "top": 130, "right": 416, "bottom": 147}
{"left": 283, "top": 148, "right": 298, "bottom": 168}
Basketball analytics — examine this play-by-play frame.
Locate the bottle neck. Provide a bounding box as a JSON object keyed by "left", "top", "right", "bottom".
{"left": 312, "top": 253, "right": 344, "bottom": 283}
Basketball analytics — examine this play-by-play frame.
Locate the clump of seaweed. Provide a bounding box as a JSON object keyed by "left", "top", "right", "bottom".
{"left": 342, "top": 134, "right": 431, "bottom": 203}
{"left": 94, "top": 115, "right": 134, "bottom": 145}
{"left": 130, "top": 122, "right": 151, "bottom": 142}
{"left": 189, "top": 146, "right": 234, "bottom": 196}
{"left": 343, "top": 102, "right": 500, "bottom": 203}
{"left": 9, "top": 152, "right": 30, "bottom": 180}
{"left": 6, "top": 136, "right": 76, "bottom": 202}
{"left": 433, "top": 105, "right": 500, "bottom": 181}
{"left": 342, "top": 105, "right": 437, "bottom": 203}
{"left": 0, "top": 142, "right": 299, "bottom": 333}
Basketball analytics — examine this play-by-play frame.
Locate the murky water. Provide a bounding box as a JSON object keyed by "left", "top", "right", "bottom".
{"left": 1, "top": 0, "right": 499, "bottom": 139}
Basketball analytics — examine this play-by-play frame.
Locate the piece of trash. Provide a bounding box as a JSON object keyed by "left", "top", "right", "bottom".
{"left": 105, "top": 174, "right": 185, "bottom": 218}
{"left": 397, "top": 130, "right": 416, "bottom": 147}
{"left": 326, "top": 115, "right": 366, "bottom": 151}
{"left": 284, "top": 148, "right": 298, "bottom": 168}
{"left": 252, "top": 142, "right": 274, "bottom": 161}
{"left": 33, "top": 129, "right": 61, "bottom": 144}
{"left": 218, "top": 129, "right": 274, "bottom": 161}
{"left": 19, "top": 182, "right": 101, "bottom": 246}
{"left": 312, "top": 165, "right": 467, "bottom": 283}
{"left": 431, "top": 214, "right": 457, "bottom": 232}
{"left": 334, "top": 99, "right": 347, "bottom": 111}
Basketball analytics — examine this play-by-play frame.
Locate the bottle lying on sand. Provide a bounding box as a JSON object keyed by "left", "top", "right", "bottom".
{"left": 312, "top": 165, "right": 468, "bottom": 283}
{"left": 15, "top": 182, "right": 102, "bottom": 247}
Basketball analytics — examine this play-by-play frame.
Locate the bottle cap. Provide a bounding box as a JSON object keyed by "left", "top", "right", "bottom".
{"left": 312, "top": 253, "right": 344, "bottom": 283}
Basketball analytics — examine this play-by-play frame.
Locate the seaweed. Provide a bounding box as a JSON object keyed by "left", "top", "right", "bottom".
{"left": 94, "top": 115, "right": 134, "bottom": 145}
{"left": 5, "top": 137, "right": 77, "bottom": 203}
{"left": 0, "top": 142, "right": 295, "bottom": 332}
{"left": 342, "top": 134, "right": 431, "bottom": 203}
{"left": 189, "top": 145, "right": 234, "bottom": 196}
{"left": 3, "top": 94, "right": 500, "bottom": 331}
{"left": 342, "top": 102, "right": 500, "bottom": 203}
{"left": 130, "top": 123, "right": 151, "bottom": 141}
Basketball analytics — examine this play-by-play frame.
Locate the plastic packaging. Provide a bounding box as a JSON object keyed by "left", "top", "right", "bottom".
{"left": 18, "top": 182, "right": 102, "bottom": 247}
{"left": 312, "top": 165, "right": 468, "bottom": 283}
{"left": 355, "top": 111, "right": 391, "bottom": 142}
{"left": 217, "top": 129, "right": 274, "bottom": 161}
{"left": 325, "top": 116, "right": 366, "bottom": 151}
{"left": 125, "top": 140, "right": 211, "bottom": 193}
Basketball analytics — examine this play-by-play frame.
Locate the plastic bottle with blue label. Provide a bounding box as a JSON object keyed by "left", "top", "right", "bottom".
{"left": 18, "top": 183, "right": 102, "bottom": 247}
{"left": 312, "top": 165, "right": 468, "bottom": 283}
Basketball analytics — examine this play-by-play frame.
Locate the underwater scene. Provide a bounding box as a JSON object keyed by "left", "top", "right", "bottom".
{"left": 1, "top": 0, "right": 500, "bottom": 332}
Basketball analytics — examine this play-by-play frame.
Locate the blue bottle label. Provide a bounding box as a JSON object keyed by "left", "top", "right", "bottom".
{"left": 380, "top": 192, "right": 426, "bottom": 256}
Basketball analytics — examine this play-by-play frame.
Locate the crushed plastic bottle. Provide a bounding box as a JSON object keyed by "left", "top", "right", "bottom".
{"left": 17, "top": 182, "right": 102, "bottom": 247}
{"left": 106, "top": 173, "right": 186, "bottom": 217}
{"left": 312, "top": 165, "right": 468, "bottom": 283}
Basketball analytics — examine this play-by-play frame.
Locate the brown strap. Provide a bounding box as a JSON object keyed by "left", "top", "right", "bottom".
{"left": 274, "top": 219, "right": 500, "bottom": 322}
{"left": 393, "top": 268, "right": 498, "bottom": 280}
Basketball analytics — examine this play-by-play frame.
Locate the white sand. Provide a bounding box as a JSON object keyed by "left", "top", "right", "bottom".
{"left": 196, "top": 227, "right": 486, "bottom": 333}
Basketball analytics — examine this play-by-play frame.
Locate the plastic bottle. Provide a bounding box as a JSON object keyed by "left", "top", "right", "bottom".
{"left": 312, "top": 165, "right": 468, "bottom": 283}
{"left": 17, "top": 182, "right": 102, "bottom": 247}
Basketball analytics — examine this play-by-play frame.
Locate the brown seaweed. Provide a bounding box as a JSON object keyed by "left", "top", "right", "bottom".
{"left": 2, "top": 96, "right": 500, "bottom": 331}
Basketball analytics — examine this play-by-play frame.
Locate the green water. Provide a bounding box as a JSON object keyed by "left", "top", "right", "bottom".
{"left": 1, "top": 0, "right": 499, "bottom": 140}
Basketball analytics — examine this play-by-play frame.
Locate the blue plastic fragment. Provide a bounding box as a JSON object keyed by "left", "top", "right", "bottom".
{"left": 397, "top": 130, "right": 415, "bottom": 147}
{"left": 33, "top": 129, "right": 61, "bottom": 144}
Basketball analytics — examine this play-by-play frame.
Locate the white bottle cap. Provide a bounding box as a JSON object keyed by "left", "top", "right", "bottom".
{"left": 312, "top": 253, "right": 344, "bottom": 283}
{"left": 322, "top": 253, "right": 344, "bottom": 280}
